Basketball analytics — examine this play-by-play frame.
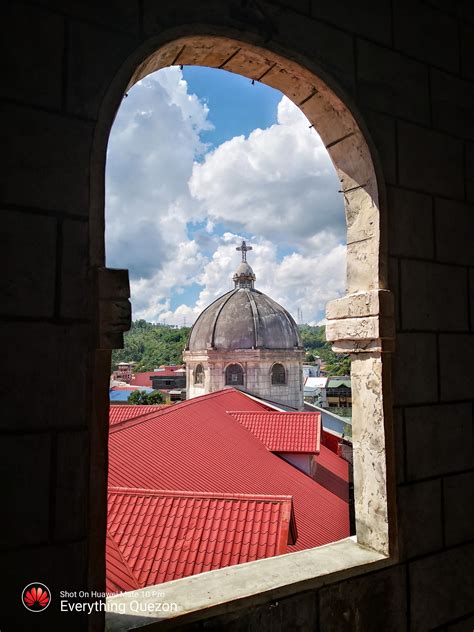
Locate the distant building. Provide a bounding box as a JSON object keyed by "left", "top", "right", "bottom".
{"left": 304, "top": 376, "right": 328, "bottom": 406}
{"left": 302, "top": 361, "right": 321, "bottom": 378}
{"left": 112, "top": 361, "right": 135, "bottom": 384}
{"left": 184, "top": 241, "right": 304, "bottom": 410}
{"left": 326, "top": 377, "right": 352, "bottom": 409}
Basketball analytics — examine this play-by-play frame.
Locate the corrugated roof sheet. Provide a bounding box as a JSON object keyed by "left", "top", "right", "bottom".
{"left": 109, "top": 405, "right": 169, "bottom": 427}
{"left": 326, "top": 378, "right": 351, "bottom": 389}
{"left": 107, "top": 488, "right": 293, "bottom": 591}
{"left": 108, "top": 389, "right": 349, "bottom": 558}
{"left": 227, "top": 411, "right": 320, "bottom": 453}
{"left": 314, "top": 445, "right": 350, "bottom": 502}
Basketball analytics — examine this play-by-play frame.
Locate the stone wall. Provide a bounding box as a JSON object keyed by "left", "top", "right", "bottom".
{"left": 185, "top": 348, "right": 304, "bottom": 409}
{"left": 2, "top": 1, "right": 473, "bottom": 630}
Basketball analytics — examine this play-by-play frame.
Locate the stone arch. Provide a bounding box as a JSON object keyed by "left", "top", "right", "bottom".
{"left": 93, "top": 31, "right": 395, "bottom": 562}
{"left": 271, "top": 362, "right": 286, "bottom": 385}
{"left": 225, "top": 362, "right": 245, "bottom": 386}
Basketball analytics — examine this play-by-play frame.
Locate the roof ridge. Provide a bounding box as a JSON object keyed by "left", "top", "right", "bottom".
{"left": 109, "top": 388, "right": 258, "bottom": 434}
{"left": 108, "top": 487, "right": 293, "bottom": 503}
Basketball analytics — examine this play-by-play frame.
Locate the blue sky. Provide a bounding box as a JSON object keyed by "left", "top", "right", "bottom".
{"left": 105, "top": 66, "right": 345, "bottom": 326}
{"left": 182, "top": 67, "right": 282, "bottom": 148}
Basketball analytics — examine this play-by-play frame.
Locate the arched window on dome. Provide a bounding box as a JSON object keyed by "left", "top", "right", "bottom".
{"left": 194, "top": 364, "right": 204, "bottom": 385}
{"left": 225, "top": 364, "right": 244, "bottom": 386}
{"left": 271, "top": 363, "right": 286, "bottom": 385}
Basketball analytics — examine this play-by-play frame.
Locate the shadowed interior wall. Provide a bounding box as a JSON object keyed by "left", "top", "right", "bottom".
{"left": 2, "top": 1, "right": 473, "bottom": 631}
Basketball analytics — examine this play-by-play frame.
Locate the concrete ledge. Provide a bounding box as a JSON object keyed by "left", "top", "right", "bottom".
{"left": 105, "top": 537, "right": 389, "bottom": 631}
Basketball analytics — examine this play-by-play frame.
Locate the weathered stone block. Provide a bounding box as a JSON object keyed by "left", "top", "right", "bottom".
{"left": 446, "top": 614, "right": 474, "bottom": 631}
{"left": 439, "top": 334, "right": 474, "bottom": 401}
{"left": 393, "top": 407, "right": 405, "bottom": 485}
{"left": 2, "top": 210, "right": 56, "bottom": 318}
{"left": 410, "top": 544, "right": 474, "bottom": 630}
{"left": 470, "top": 269, "right": 474, "bottom": 331}
{"left": 444, "top": 472, "right": 474, "bottom": 546}
{"left": 432, "top": 70, "right": 474, "bottom": 141}
{"left": 326, "top": 290, "right": 394, "bottom": 320}
{"left": 1, "top": 104, "right": 93, "bottom": 215}
{"left": 0, "top": 433, "right": 50, "bottom": 548}
{"left": 311, "top": 0, "right": 392, "bottom": 44}
{"left": 68, "top": 21, "right": 137, "bottom": 119}
{"left": 394, "top": 0, "right": 460, "bottom": 72}
{"left": 2, "top": 3, "right": 63, "bottom": 109}
{"left": 393, "top": 334, "right": 438, "bottom": 405}
{"left": 398, "top": 123, "right": 464, "bottom": 198}
{"left": 398, "top": 479, "right": 443, "bottom": 559}
{"left": 435, "top": 199, "right": 474, "bottom": 266}
{"left": 54, "top": 431, "right": 89, "bottom": 541}
{"left": 320, "top": 566, "right": 407, "bottom": 632}
{"left": 1, "top": 323, "right": 89, "bottom": 430}
{"left": 363, "top": 110, "right": 397, "bottom": 185}
{"left": 387, "top": 187, "right": 434, "bottom": 259}
{"left": 388, "top": 256, "right": 400, "bottom": 331}
{"left": 405, "top": 404, "right": 474, "bottom": 480}
{"left": 401, "top": 260, "right": 468, "bottom": 331}
{"left": 460, "top": 22, "right": 474, "bottom": 81}
{"left": 357, "top": 40, "right": 430, "bottom": 124}
{"left": 46, "top": 0, "right": 139, "bottom": 34}
{"left": 263, "top": 6, "right": 356, "bottom": 95}
{"left": 61, "top": 219, "right": 90, "bottom": 319}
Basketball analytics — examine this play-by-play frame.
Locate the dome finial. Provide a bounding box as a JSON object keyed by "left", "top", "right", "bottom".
{"left": 233, "top": 240, "right": 256, "bottom": 289}
{"left": 236, "top": 240, "right": 252, "bottom": 263}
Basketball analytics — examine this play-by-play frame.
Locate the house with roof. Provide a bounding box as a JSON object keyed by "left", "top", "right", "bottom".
{"left": 326, "top": 376, "right": 352, "bottom": 409}
{"left": 106, "top": 388, "right": 350, "bottom": 592}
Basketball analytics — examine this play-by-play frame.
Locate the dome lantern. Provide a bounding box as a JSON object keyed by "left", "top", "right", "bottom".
{"left": 233, "top": 240, "right": 256, "bottom": 289}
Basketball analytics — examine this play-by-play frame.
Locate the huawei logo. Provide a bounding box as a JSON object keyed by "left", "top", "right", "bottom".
{"left": 21, "top": 583, "right": 51, "bottom": 612}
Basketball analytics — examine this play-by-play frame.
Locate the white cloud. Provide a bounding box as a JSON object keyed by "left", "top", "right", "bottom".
{"left": 188, "top": 96, "right": 345, "bottom": 252}
{"left": 105, "top": 70, "right": 346, "bottom": 326}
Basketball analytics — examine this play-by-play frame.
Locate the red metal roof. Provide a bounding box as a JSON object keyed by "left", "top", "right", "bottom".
{"left": 107, "top": 487, "right": 294, "bottom": 591}
{"left": 227, "top": 411, "right": 320, "bottom": 453}
{"left": 108, "top": 389, "right": 349, "bottom": 560}
{"left": 314, "top": 445, "right": 350, "bottom": 502}
{"left": 106, "top": 532, "right": 140, "bottom": 594}
{"left": 109, "top": 405, "right": 170, "bottom": 427}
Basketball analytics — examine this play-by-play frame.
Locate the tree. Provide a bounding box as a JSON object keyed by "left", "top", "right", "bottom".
{"left": 127, "top": 390, "right": 164, "bottom": 405}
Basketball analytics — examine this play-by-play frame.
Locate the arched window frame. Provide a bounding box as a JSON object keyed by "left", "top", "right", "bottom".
{"left": 225, "top": 363, "right": 244, "bottom": 386}
{"left": 194, "top": 364, "right": 204, "bottom": 385}
{"left": 271, "top": 362, "right": 286, "bottom": 385}
{"left": 93, "top": 30, "right": 398, "bottom": 625}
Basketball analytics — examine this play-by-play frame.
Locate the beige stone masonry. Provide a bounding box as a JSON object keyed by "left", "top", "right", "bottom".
{"left": 326, "top": 289, "right": 395, "bottom": 354}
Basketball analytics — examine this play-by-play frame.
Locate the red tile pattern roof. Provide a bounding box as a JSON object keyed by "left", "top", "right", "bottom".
{"left": 109, "top": 405, "right": 169, "bottom": 427}
{"left": 227, "top": 411, "right": 321, "bottom": 453}
{"left": 108, "top": 389, "right": 349, "bottom": 558}
{"left": 107, "top": 488, "right": 293, "bottom": 590}
{"left": 106, "top": 532, "right": 140, "bottom": 593}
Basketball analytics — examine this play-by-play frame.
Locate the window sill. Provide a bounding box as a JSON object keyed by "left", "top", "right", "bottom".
{"left": 105, "top": 537, "right": 390, "bottom": 631}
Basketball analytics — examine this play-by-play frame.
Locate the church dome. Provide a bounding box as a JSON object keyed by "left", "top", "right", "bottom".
{"left": 187, "top": 241, "right": 302, "bottom": 351}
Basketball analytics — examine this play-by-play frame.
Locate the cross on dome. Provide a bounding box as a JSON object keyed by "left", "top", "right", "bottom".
{"left": 233, "top": 240, "right": 256, "bottom": 289}
{"left": 236, "top": 240, "right": 252, "bottom": 263}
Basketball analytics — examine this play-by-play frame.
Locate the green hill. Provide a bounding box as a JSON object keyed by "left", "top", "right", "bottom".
{"left": 112, "top": 320, "right": 350, "bottom": 375}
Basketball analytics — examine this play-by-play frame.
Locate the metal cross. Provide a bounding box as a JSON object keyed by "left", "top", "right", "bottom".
{"left": 236, "top": 240, "right": 252, "bottom": 262}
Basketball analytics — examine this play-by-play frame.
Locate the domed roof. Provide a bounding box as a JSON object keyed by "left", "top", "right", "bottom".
{"left": 187, "top": 241, "right": 302, "bottom": 352}
{"left": 187, "top": 288, "right": 302, "bottom": 351}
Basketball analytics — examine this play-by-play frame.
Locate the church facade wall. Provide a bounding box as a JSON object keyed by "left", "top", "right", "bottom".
{"left": 185, "top": 348, "right": 305, "bottom": 410}
{"left": 2, "top": 1, "right": 474, "bottom": 630}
